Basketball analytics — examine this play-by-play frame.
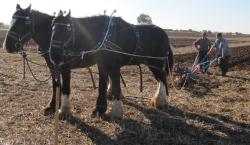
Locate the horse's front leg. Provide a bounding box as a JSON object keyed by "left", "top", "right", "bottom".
{"left": 44, "top": 67, "right": 61, "bottom": 116}
{"left": 59, "top": 68, "right": 72, "bottom": 119}
{"left": 109, "top": 68, "right": 123, "bottom": 118}
{"left": 92, "top": 65, "right": 108, "bottom": 118}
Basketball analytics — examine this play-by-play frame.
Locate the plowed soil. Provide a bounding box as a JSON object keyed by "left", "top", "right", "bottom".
{"left": 0, "top": 31, "right": 250, "bottom": 145}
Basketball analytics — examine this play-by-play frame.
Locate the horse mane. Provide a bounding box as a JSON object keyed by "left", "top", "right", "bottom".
{"left": 77, "top": 15, "right": 129, "bottom": 25}
{"left": 31, "top": 9, "right": 53, "bottom": 18}
{"left": 52, "top": 14, "right": 128, "bottom": 26}
{"left": 31, "top": 10, "right": 54, "bottom": 25}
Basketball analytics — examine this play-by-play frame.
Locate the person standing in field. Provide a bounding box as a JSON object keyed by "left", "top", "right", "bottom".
{"left": 208, "top": 33, "right": 231, "bottom": 76}
{"left": 193, "top": 32, "right": 211, "bottom": 73}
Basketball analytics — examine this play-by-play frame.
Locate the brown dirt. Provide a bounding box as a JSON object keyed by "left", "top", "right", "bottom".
{"left": 0, "top": 32, "right": 250, "bottom": 145}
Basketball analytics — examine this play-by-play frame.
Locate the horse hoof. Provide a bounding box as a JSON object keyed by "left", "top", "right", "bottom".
{"left": 150, "top": 97, "right": 166, "bottom": 110}
{"left": 91, "top": 109, "right": 106, "bottom": 118}
{"left": 44, "top": 106, "right": 55, "bottom": 116}
{"left": 109, "top": 100, "right": 123, "bottom": 119}
{"left": 151, "top": 81, "right": 167, "bottom": 110}
{"left": 91, "top": 110, "right": 98, "bottom": 118}
{"left": 59, "top": 109, "right": 72, "bottom": 120}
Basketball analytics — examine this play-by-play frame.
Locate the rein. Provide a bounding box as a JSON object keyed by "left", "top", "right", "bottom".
{"left": 20, "top": 50, "right": 52, "bottom": 83}
{"left": 8, "top": 13, "right": 98, "bottom": 87}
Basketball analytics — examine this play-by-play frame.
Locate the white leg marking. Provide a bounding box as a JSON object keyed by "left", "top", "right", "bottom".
{"left": 151, "top": 81, "right": 167, "bottom": 108}
{"left": 110, "top": 100, "right": 123, "bottom": 118}
{"left": 60, "top": 95, "right": 70, "bottom": 114}
{"left": 3, "top": 39, "right": 6, "bottom": 49}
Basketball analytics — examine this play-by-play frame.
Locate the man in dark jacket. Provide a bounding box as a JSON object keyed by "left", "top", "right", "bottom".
{"left": 193, "top": 32, "right": 211, "bottom": 73}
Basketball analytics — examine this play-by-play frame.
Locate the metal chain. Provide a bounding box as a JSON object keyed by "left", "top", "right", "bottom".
{"left": 21, "top": 52, "right": 52, "bottom": 83}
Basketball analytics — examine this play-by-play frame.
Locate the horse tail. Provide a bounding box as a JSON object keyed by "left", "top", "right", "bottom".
{"left": 163, "top": 34, "right": 174, "bottom": 75}
{"left": 167, "top": 47, "right": 174, "bottom": 73}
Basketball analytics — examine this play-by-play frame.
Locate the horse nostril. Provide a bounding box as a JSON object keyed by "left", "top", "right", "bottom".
{"left": 15, "top": 43, "right": 21, "bottom": 49}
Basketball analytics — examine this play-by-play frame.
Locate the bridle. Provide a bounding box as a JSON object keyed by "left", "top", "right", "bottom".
{"left": 49, "top": 14, "right": 115, "bottom": 60}
{"left": 50, "top": 22, "right": 75, "bottom": 56}
{"left": 7, "top": 14, "right": 35, "bottom": 50}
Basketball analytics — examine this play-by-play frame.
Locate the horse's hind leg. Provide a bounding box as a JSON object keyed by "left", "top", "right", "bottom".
{"left": 109, "top": 68, "right": 123, "bottom": 118}
{"left": 149, "top": 67, "right": 168, "bottom": 109}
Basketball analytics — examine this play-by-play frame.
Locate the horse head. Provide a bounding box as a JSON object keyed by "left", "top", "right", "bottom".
{"left": 4, "top": 4, "right": 34, "bottom": 53}
{"left": 49, "top": 10, "right": 73, "bottom": 66}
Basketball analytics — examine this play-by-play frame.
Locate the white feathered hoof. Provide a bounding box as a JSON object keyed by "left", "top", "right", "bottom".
{"left": 59, "top": 95, "right": 72, "bottom": 120}
{"left": 109, "top": 100, "right": 123, "bottom": 118}
{"left": 150, "top": 81, "right": 167, "bottom": 109}
{"left": 59, "top": 109, "right": 72, "bottom": 120}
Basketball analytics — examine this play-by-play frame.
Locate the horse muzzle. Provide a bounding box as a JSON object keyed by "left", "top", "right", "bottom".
{"left": 15, "top": 42, "right": 22, "bottom": 50}
{"left": 4, "top": 39, "right": 21, "bottom": 53}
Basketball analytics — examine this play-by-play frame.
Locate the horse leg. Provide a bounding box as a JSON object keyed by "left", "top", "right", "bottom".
{"left": 149, "top": 67, "right": 168, "bottom": 109}
{"left": 59, "top": 68, "right": 72, "bottom": 119}
{"left": 92, "top": 65, "right": 108, "bottom": 118}
{"left": 106, "top": 75, "right": 124, "bottom": 100}
{"left": 109, "top": 68, "right": 123, "bottom": 118}
{"left": 44, "top": 69, "right": 61, "bottom": 116}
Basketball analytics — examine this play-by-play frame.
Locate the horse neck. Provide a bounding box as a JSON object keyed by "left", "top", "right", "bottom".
{"left": 31, "top": 11, "right": 53, "bottom": 51}
{"left": 74, "top": 16, "right": 107, "bottom": 51}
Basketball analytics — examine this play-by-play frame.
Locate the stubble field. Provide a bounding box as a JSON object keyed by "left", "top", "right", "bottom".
{"left": 0, "top": 30, "right": 250, "bottom": 145}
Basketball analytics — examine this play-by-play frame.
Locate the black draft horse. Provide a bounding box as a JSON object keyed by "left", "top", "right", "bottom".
{"left": 3, "top": 4, "right": 116, "bottom": 116}
{"left": 3, "top": 4, "right": 58, "bottom": 115}
{"left": 49, "top": 10, "right": 173, "bottom": 118}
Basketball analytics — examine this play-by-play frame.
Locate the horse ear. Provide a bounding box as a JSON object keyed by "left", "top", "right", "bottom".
{"left": 16, "top": 4, "right": 21, "bottom": 11}
{"left": 66, "top": 9, "right": 71, "bottom": 18}
{"left": 26, "top": 4, "right": 31, "bottom": 12}
{"left": 58, "top": 10, "right": 63, "bottom": 16}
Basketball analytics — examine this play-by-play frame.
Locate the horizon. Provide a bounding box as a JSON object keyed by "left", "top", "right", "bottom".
{"left": 1, "top": 0, "right": 250, "bottom": 34}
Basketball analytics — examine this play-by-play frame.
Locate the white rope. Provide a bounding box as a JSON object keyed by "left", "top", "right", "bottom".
{"left": 102, "top": 47, "right": 168, "bottom": 60}
{"left": 97, "top": 10, "right": 117, "bottom": 50}
{"left": 79, "top": 46, "right": 168, "bottom": 61}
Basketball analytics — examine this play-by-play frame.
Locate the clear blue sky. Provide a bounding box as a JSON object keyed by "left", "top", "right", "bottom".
{"left": 1, "top": 0, "right": 250, "bottom": 34}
